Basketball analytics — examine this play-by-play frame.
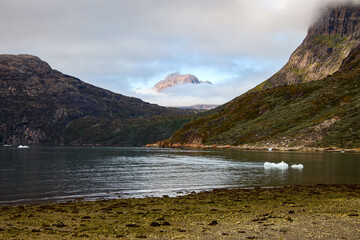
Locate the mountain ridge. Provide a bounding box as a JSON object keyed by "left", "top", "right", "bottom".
{"left": 162, "top": 3, "right": 360, "bottom": 150}
{"left": 0, "top": 54, "right": 195, "bottom": 146}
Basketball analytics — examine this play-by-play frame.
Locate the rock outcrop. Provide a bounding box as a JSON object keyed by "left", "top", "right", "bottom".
{"left": 154, "top": 72, "right": 211, "bottom": 92}
{"left": 259, "top": 3, "right": 360, "bottom": 90}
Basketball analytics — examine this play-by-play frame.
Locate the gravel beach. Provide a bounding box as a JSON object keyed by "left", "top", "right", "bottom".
{"left": 0, "top": 184, "right": 359, "bottom": 239}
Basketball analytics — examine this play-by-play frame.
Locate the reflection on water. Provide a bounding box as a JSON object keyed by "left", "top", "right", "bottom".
{"left": 0, "top": 146, "right": 359, "bottom": 204}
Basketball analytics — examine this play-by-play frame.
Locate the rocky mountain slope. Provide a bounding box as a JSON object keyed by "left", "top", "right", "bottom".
{"left": 164, "top": 4, "right": 360, "bottom": 149}
{"left": 257, "top": 3, "right": 360, "bottom": 90}
{"left": 0, "top": 55, "right": 195, "bottom": 146}
{"left": 154, "top": 72, "right": 211, "bottom": 92}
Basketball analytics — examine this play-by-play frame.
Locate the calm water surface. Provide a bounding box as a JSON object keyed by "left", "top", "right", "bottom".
{"left": 0, "top": 146, "right": 359, "bottom": 205}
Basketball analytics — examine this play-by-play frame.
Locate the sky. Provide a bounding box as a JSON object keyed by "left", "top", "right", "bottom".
{"left": 0, "top": 0, "right": 353, "bottom": 107}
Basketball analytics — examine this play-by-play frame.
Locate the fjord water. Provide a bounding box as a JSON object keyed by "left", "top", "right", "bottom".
{"left": 0, "top": 147, "right": 359, "bottom": 205}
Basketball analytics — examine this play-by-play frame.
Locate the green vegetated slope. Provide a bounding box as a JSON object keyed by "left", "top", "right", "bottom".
{"left": 168, "top": 45, "right": 360, "bottom": 149}
{"left": 0, "top": 55, "right": 195, "bottom": 146}
{"left": 63, "top": 115, "right": 192, "bottom": 146}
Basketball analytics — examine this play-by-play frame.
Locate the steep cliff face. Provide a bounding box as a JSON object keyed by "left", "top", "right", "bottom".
{"left": 259, "top": 4, "right": 360, "bottom": 90}
{"left": 165, "top": 4, "right": 360, "bottom": 149}
{"left": 154, "top": 72, "right": 211, "bottom": 92}
{"left": 0, "top": 55, "right": 194, "bottom": 146}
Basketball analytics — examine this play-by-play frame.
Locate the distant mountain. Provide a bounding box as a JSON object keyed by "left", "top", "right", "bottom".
{"left": 163, "top": 3, "right": 360, "bottom": 149}
{"left": 256, "top": 3, "right": 360, "bottom": 91}
{"left": 179, "top": 104, "right": 219, "bottom": 111}
{"left": 153, "top": 72, "right": 211, "bottom": 92}
{"left": 0, "top": 55, "right": 195, "bottom": 146}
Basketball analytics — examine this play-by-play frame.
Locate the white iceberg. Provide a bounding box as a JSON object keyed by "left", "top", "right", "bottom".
{"left": 18, "top": 145, "right": 29, "bottom": 149}
{"left": 264, "top": 161, "right": 288, "bottom": 170}
{"left": 291, "top": 164, "right": 304, "bottom": 170}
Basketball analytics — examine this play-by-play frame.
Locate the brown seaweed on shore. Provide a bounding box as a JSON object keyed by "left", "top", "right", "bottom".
{"left": 0, "top": 184, "right": 359, "bottom": 239}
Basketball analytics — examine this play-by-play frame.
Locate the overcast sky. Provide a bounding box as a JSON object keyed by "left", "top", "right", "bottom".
{"left": 0, "top": 0, "right": 353, "bottom": 107}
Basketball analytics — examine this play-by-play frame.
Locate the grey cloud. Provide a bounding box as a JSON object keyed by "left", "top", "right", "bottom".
{"left": 0, "top": 0, "right": 355, "bottom": 106}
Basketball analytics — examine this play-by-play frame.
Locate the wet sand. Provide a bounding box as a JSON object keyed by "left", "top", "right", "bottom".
{"left": 0, "top": 184, "right": 359, "bottom": 239}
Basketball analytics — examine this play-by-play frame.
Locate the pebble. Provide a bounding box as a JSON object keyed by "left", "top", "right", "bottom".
{"left": 125, "top": 223, "right": 140, "bottom": 228}
{"left": 136, "top": 235, "right": 147, "bottom": 238}
{"left": 52, "top": 222, "right": 67, "bottom": 228}
{"left": 209, "top": 220, "right": 218, "bottom": 226}
{"left": 150, "top": 222, "right": 161, "bottom": 227}
{"left": 78, "top": 234, "right": 89, "bottom": 237}
{"left": 263, "top": 223, "right": 274, "bottom": 226}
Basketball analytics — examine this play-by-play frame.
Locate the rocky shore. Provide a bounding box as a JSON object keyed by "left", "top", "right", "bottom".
{"left": 0, "top": 184, "right": 359, "bottom": 239}
{"left": 146, "top": 142, "right": 360, "bottom": 153}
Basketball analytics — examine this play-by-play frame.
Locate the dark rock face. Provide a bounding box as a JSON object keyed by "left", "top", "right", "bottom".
{"left": 0, "top": 55, "right": 52, "bottom": 80}
{"left": 0, "top": 55, "right": 193, "bottom": 146}
{"left": 154, "top": 72, "right": 211, "bottom": 92}
{"left": 260, "top": 4, "right": 360, "bottom": 90}
{"left": 308, "top": 4, "right": 360, "bottom": 38}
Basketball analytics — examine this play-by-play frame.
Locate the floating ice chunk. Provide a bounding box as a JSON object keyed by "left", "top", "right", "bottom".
{"left": 290, "top": 164, "right": 304, "bottom": 170}
{"left": 18, "top": 145, "right": 29, "bottom": 149}
{"left": 264, "top": 161, "right": 288, "bottom": 170}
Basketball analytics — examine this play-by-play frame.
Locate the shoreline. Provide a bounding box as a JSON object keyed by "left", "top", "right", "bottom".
{"left": 3, "top": 144, "right": 360, "bottom": 153}
{"left": 1, "top": 184, "right": 359, "bottom": 239}
{"left": 0, "top": 184, "right": 326, "bottom": 207}
{"left": 0, "top": 184, "right": 321, "bottom": 207}
{"left": 146, "top": 143, "right": 360, "bottom": 153}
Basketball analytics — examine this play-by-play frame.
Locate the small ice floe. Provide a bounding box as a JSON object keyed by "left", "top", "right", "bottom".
{"left": 264, "top": 161, "right": 288, "bottom": 170}
{"left": 18, "top": 145, "right": 29, "bottom": 149}
{"left": 290, "top": 164, "right": 304, "bottom": 170}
